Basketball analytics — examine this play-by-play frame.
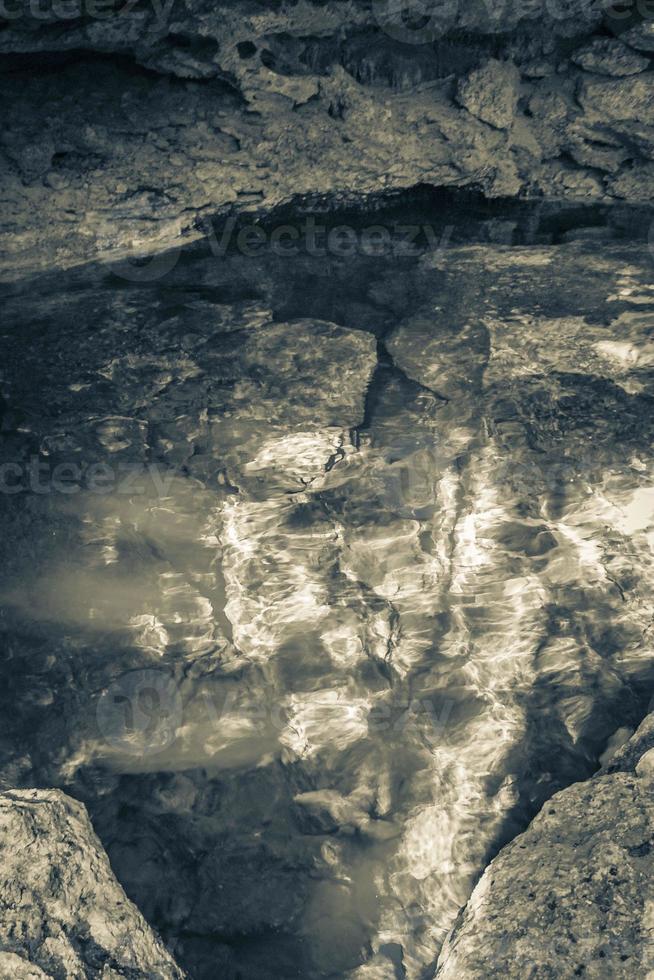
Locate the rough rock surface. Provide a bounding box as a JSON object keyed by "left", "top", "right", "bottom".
{"left": 572, "top": 38, "right": 650, "bottom": 76}
{"left": 435, "top": 713, "right": 654, "bottom": 978}
{"left": 456, "top": 59, "right": 521, "bottom": 130}
{"left": 1, "top": 2, "right": 654, "bottom": 278}
{"left": 0, "top": 788, "right": 184, "bottom": 979}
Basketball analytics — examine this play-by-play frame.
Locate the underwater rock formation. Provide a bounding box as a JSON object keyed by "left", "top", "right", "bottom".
{"left": 1, "top": 235, "right": 653, "bottom": 977}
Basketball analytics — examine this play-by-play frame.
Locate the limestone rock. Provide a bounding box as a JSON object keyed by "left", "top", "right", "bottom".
{"left": 0, "top": 788, "right": 184, "bottom": 979}
{"left": 436, "top": 717, "right": 654, "bottom": 979}
{"left": 0, "top": 13, "right": 653, "bottom": 279}
{"left": 0, "top": 4, "right": 652, "bottom": 280}
{"left": 572, "top": 38, "right": 650, "bottom": 76}
{"left": 456, "top": 59, "right": 521, "bottom": 130}
{"left": 0, "top": 953, "right": 51, "bottom": 979}
{"left": 578, "top": 73, "right": 654, "bottom": 125}
{"left": 620, "top": 21, "right": 654, "bottom": 53}
{"left": 204, "top": 318, "right": 378, "bottom": 492}
{"left": 607, "top": 162, "right": 654, "bottom": 201}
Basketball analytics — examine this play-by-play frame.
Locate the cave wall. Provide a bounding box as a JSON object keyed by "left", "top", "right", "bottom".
{"left": 1, "top": 0, "right": 654, "bottom": 278}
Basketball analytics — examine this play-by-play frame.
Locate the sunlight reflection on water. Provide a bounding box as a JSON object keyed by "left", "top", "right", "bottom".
{"left": 0, "top": 236, "right": 653, "bottom": 978}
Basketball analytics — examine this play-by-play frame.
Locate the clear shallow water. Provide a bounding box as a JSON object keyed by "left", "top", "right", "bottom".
{"left": 1, "top": 213, "right": 654, "bottom": 978}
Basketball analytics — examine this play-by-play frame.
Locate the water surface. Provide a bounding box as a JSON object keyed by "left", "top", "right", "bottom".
{"left": 1, "top": 206, "right": 654, "bottom": 978}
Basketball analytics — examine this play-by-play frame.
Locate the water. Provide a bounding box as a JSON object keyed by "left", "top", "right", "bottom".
{"left": 1, "top": 203, "right": 654, "bottom": 979}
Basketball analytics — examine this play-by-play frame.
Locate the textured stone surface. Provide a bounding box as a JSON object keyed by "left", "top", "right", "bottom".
{"left": 436, "top": 714, "right": 654, "bottom": 979}
{"left": 2, "top": 8, "right": 654, "bottom": 979}
{"left": 620, "top": 21, "right": 654, "bottom": 53}
{"left": 1, "top": 3, "right": 654, "bottom": 278}
{"left": 572, "top": 38, "right": 651, "bottom": 76}
{"left": 0, "top": 788, "right": 184, "bottom": 979}
{"left": 456, "top": 60, "right": 521, "bottom": 130}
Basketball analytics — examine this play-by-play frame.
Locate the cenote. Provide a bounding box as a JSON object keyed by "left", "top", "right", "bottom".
{"left": 1, "top": 191, "right": 654, "bottom": 979}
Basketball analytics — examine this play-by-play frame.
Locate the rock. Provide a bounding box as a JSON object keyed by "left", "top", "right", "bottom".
{"left": 607, "top": 162, "right": 654, "bottom": 201}
{"left": 572, "top": 38, "right": 650, "bottom": 75}
{"left": 598, "top": 725, "right": 633, "bottom": 766}
{"left": 456, "top": 59, "right": 521, "bottom": 130}
{"left": 579, "top": 73, "right": 654, "bottom": 125}
{"left": 567, "top": 137, "right": 630, "bottom": 174}
{"left": 0, "top": 788, "right": 185, "bottom": 979}
{"left": 203, "top": 318, "right": 377, "bottom": 492}
{"left": 435, "top": 717, "right": 654, "bottom": 979}
{"left": 294, "top": 789, "right": 369, "bottom": 833}
{"left": 620, "top": 21, "right": 654, "bottom": 53}
{"left": 0, "top": 12, "right": 653, "bottom": 278}
{"left": 0, "top": 952, "right": 51, "bottom": 979}
{"left": 635, "top": 746, "right": 654, "bottom": 780}
{"left": 521, "top": 59, "right": 557, "bottom": 78}
{"left": 43, "top": 171, "right": 70, "bottom": 191}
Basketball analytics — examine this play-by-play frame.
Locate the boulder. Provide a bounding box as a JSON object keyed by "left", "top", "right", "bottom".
{"left": 436, "top": 714, "right": 654, "bottom": 979}
{"left": 620, "top": 21, "right": 654, "bottom": 53}
{"left": 0, "top": 789, "right": 184, "bottom": 979}
{"left": 456, "top": 60, "right": 521, "bottom": 130}
{"left": 572, "top": 38, "right": 650, "bottom": 75}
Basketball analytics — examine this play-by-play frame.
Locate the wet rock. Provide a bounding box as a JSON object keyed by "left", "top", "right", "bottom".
{"left": 572, "top": 38, "right": 650, "bottom": 76}
{"left": 204, "top": 318, "right": 377, "bottom": 492}
{"left": 0, "top": 788, "right": 184, "bottom": 978}
{"left": 456, "top": 60, "right": 521, "bottom": 130}
{"left": 436, "top": 717, "right": 654, "bottom": 979}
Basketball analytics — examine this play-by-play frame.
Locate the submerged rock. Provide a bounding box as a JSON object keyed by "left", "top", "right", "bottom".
{"left": 1, "top": 240, "right": 654, "bottom": 978}
{"left": 0, "top": 788, "right": 184, "bottom": 978}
